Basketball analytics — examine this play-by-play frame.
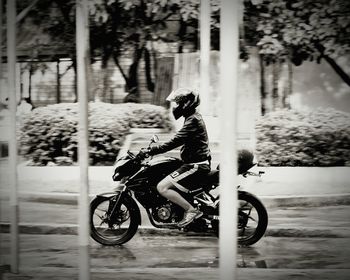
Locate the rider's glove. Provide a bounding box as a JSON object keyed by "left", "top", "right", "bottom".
{"left": 138, "top": 148, "right": 150, "bottom": 159}
{"left": 148, "top": 145, "right": 160, "bottom": 155}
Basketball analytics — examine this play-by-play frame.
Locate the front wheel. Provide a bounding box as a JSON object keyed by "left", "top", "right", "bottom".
{"left": 90, "top": 194, "right": 140, "bottom": 246}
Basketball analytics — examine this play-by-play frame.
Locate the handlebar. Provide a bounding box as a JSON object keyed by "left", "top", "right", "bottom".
{"left": 243, "top": 171, "right": 265, "bottom": 178}
{"left": 136, "top": 135, "right": 158, "bottom": 160}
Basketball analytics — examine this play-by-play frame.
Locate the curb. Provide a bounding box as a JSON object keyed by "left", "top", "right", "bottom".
{"left": 261, "top": 193, "right": 350, "bottom": 208}
{"left": 1, "top": 223, "right": 349, "bottom": 238}
{"left": 1, "top": 191, "right": 350, "bottom": 207}
{"left": 3, "top": 268, "right": 350, "bottom": 280}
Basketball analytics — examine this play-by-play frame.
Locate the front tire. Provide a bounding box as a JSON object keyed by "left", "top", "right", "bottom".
{"left": 90, "top": 194, "right": 140, "bottom": 246}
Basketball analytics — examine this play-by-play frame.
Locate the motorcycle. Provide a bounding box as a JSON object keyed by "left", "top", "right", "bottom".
{"left": 90, "top": 135, "right": 268, "bottom": 246}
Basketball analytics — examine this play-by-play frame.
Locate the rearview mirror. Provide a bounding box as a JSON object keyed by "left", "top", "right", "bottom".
{"left": 151, "top": 135, "right": 159, "bottom": 144}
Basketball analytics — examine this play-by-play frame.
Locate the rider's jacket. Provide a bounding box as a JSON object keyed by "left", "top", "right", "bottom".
{"left": 149, "top": 110, "right": 211, "bottom": 163}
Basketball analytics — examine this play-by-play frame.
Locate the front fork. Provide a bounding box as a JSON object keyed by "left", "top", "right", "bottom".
{"left": 98, "top": 185, "right": 128, "bottom": 227}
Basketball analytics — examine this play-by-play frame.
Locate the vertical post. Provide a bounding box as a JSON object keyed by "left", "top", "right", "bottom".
{"left": 7, "top": 0, "right": 19, "bottom": 273}
{"left": 200, "top": 0, "right": 211, "bottom": 115}
{"left": 76, "top": 0, "right": 90, "bottom": 279}
{"left": 0, "top": 0, "right": 3, "bottom": 82}
{"left": 219, "top": 0, "right": 239, "bottom": 280}
{"left": 0, "top": 0, "right": 3, "bottom": 266}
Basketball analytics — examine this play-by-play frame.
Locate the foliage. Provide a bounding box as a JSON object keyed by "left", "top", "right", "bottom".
{"left": 256, "top": 108, "right": 350, "bottom": 166}
{"left": 16, "top": 0, "right": 222, "bottom": 101}
{"left": 244, "top": 0, "right": 350, "bottom": 70}
{"left": 17, "top": 0, "right": 75, "bottom": 59}
{"left": 19, "top": 102, "right": 173, "bottom": 166}
{"left": 89, "top": 0, "right": 220, "bottom": 100}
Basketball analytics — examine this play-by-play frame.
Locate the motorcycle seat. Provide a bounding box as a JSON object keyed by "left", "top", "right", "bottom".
{"left": 205, "top": 170, "right": 219, "bottom": 186}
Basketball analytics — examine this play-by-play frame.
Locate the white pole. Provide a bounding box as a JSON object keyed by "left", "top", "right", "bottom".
{"left": 0, "top": 0, "right": 3, "bottom": 81}
{"left": 219, "top": 0, "right": 239, "bottom": 279}
{"left": 0, "top": 0, "right": 5, "bottom": 265}
{"left": 76, "top": 0, "right": 90, "bottom": 279}
{"left": 200, "top": 0, "right": 211, "bottom": 115}
{"left": 0, "top": 0, "right": 3, "bottom": 265}
{"left": 7, "top": 0, "right": 19, "bottom": 273}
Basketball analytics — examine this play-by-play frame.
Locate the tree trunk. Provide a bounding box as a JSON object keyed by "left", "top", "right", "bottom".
{"left": 150, "top": 41, "right": 158, "bottom": 91}
{"left": 272, "top": 61, "right": 280, "bottom": 111}
{"left": 144, "top": 47, "right": 155, "bottom": 92}
{"left": 102, "top": 63, "right": 110, "bottom": 102}
{"left": 95, "top": 60, "right": 110, "bottom": 102}
{"left": 73, "top": 60, "right": 78, "bottom": 102}
{"left": 86, "top": 60, "right": 95, "bottom": 102}
{"left": 322, "top": 54, "right": 350, "bottom": 87}
{"left": 177, "top": 20, "right": 187, "bottom": 53}
{"left": 56, "top": 60, "right": 61, "bottom": 103}
{"left": 282, "top": 59, "right": 292, "bottom": 109}
{"left": 315, "top": 43, "right": 350, "bottom": 87}
{"left": 113, "top": 54, "right": 129, "bottom": 87}
{"left": 259, "top": 54, "right": 267, "bottom": 115}
{"left": 123, "top": 46, "right": 144, "bottom": 103}
{"left": 28, "top": 64, "right": 33, "bottom": 104}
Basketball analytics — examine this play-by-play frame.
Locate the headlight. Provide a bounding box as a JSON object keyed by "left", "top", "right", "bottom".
{"left": 112, "top": 171, "right": 121, "bottom": 181}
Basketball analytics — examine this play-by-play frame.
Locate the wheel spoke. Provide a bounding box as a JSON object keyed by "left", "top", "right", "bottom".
{"left": 240, "top": 226, "right": 246, "bottom": 236}
{"left": 94, "top": 212, "right": 105, "bottom": 220}
{"left": 90, "top": 196, "right": 137, "bottom": 245}
{"left": 248, "top": 215, "right": 258, "bottom": 223}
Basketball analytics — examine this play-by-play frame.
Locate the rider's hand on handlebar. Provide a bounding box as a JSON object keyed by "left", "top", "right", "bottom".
{"left": 138, "top": 148, "right": 150, "bottom": 159}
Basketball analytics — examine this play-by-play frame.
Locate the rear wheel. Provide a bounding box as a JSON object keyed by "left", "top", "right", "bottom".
{"left": 237, "top": 191, "right": 268, "bottom": 246}
{"left": 90, "top": 194, "right": 140, "bottom": 246}
{"left": 212, "top": 191, "right": 268, "bottom": 246}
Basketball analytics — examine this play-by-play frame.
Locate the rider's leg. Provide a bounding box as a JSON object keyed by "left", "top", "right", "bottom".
{"left": 157, "top": 163, "right": 210, "bottom": 227}
{"left": 157, "top": 173, "right": 203, "bottom": 227}
{"left": 157, "top": 177, "right": 194, "bottom": 211}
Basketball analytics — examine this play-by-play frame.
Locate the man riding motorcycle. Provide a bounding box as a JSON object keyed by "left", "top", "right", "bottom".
{"left": 141, "top": 87, "right": 211, "bottom": 227}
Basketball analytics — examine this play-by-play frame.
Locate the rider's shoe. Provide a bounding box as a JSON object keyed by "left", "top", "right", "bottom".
{"left": 178, "top": 209, "right": 203, "bottom": 228}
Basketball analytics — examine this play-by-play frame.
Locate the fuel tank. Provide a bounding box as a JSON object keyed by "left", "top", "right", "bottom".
{"left": 127, "top": 156, "right": 183, "bottom": 189}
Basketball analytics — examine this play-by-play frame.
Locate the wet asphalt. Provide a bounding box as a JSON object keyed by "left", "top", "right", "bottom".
{"left": 1, "top": 233, "right": 350, "bottom": 279}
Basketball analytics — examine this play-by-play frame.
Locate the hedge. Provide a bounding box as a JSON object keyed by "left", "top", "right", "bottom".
{"left": 19, "top": 102, "right": 173, "bottom": 166}
{"left": 256, "top": 108, "right": 350, "bottom": 167}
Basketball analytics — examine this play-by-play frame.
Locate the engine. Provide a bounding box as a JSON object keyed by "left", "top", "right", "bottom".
{"left": 151, "top": 203, "right": 180, "bottom": 223}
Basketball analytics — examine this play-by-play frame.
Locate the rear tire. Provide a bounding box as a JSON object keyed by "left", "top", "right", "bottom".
{"left": 90, "top": 194, "right": 140, "bottom": 246}
{"left": 212, "top": 191, "right": 268, "bottom": 246}
{"left": 237, "top": 191, "right": 268, "bottom": 246}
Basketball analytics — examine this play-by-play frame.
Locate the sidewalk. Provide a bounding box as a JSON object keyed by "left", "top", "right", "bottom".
{"left": 1, "top": 164, "right": 349, "bottom": 205}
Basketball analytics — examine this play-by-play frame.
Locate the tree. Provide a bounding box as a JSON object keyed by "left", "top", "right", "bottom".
{"left": 15, "top": 0, "right": 78, "bottom": 101}
{"left": 242, "top": 0, "right": 350, "bottom": 114}
{"left": 14, "top": 0, "right": 222, "bottom": 103}
{"left": 89, "top": 0, "right": 210, "bottom": 102}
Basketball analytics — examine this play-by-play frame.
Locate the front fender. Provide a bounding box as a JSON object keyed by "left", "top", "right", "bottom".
{"left": 94, "top": 191, "right": 141, "bottom": 226}
{"left": 96, "top": 192, "right": 121, "bottom": 199}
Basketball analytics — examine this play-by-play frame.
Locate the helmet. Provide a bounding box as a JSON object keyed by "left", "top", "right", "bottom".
{"left": 238, "top": 149, "right": 255, "bottom": 174}
{"left": 166, "top": 88, "right": 200, "bottom": 120}
{"left": 215, "top": 149, "right": 255, "bottom": 174}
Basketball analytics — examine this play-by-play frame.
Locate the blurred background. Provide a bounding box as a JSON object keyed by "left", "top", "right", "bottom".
{"left": 0, "top": 0, "right": 349, "bottom": 167}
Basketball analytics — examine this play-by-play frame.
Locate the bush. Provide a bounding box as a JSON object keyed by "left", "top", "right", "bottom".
{"left": 19, "top": 102, "right": 173, "bottom": 166}
{"left": 256, "top": 108, "right": 350, "bottom": 167}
